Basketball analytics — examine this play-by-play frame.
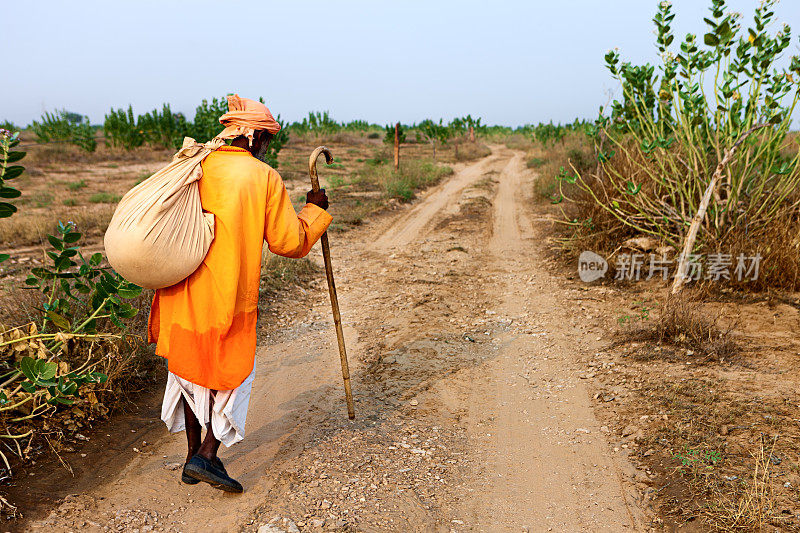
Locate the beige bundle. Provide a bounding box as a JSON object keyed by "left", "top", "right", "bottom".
{"left": 103, "top": 94, "right": 283, "bottom": 289}
{"left": 104, "top": 137, "right": 224, "bottom": 289}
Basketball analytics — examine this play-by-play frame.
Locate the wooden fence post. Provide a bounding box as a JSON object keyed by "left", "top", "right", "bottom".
{"left": 393, "top": 122, "right": 400, "bottom": 171}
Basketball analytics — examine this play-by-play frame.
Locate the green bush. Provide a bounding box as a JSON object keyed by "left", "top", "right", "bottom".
{"left": 0, "top": 129, "right": 24, "bottom": 224}
{"left": 383, "top": 123, "right": 407, "bottom": 145}
{"left": 104, "top": 106, "right": 143, "bottom": 149}
{"left": 137, "top": 104, "right": 188, "bottom": 150}
{"left": 562, "top": 0, "right": 800, "bottom": 249}
{"left": 188, "top": 96, "right": 228, "bottom": 143}
{"left": 31, "top": 110, "right": 96, "bottom": 152}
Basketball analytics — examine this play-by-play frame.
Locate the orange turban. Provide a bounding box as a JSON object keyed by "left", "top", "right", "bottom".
{"left": 217, "top": 94, "right": 281, "bottom": 141}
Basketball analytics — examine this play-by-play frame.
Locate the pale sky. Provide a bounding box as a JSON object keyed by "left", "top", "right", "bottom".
{"left": 2, "top": 1, "right": 799, "bottom": 127}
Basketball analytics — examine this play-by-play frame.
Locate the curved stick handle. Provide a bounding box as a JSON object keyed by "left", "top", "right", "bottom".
{"left": 308, "top": 146, "right": 334, "bottom": 192}
{"left": 306, "top": 146, "right": 355, "bottom": 420}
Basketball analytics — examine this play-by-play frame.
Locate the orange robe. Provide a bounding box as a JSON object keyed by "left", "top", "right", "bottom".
{"left": 148, "top": 145, "right": 332, "bottom": 390}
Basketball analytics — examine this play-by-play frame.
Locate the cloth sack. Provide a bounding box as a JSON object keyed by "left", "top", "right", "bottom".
{"left": 104, "top": 136, "right": 224, "bottom": 289}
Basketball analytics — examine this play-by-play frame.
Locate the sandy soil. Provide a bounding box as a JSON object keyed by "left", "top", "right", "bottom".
{"left": 22, "top": 146, "right": 647, "bottom": 532}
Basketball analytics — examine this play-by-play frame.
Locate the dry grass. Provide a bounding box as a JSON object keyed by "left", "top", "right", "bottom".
{"left": 504, "top": 133, "right": 534, "bottom": 151}
{"left": 260, "top": 253, "right": 319, "bottom": 294}
{"left": 377, "top": 158, "right": 454, "bottom": 202}
{"left": 620, "top": 294, "right": 739, "bottom": 362}
{"left": 524, "top": 133, "right": 595, "bottom": 202}
{"left": 706, "top": 435, "right": 779, "bottom": 531}
{"left": 452, "top": 141, "right": 491, "bottom": 162}
{"left": 0, "top": 206, "right": 114, "bottom": 247}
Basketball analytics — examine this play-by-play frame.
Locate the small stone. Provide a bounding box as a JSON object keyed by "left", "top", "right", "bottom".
{"left": 410, "top": 399, "right": 418, "bottom": 406}
{"left": 164, "top": 462, "right": 182, "bottom": 471}
{"left": 622, "top": 425, "right": 639, "bottom": 437}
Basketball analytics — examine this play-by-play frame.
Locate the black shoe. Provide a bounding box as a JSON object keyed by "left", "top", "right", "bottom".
{"left": 181, "top": 463, "right": 200, "bottom": 484}
{"left": 184, "top": 454, "right": 243, "bottom": 493}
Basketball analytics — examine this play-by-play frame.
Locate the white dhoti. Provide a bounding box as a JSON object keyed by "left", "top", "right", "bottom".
{"left": 160, "top": 366, "right": 256, "bottom": 447}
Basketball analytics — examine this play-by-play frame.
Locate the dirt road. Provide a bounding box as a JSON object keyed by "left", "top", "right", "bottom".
{"left": 29, "top": 146, "right": 645, "bottom": 532}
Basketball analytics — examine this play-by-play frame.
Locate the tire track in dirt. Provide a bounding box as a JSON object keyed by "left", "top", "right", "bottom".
{"left": 456, "top": 147, "right": 644, "bottom": 530}
{"left": 373, "top": 152, "right": 503, "bottom": 251}
{"left": 26, "top": 146, "right": 644, "bottom": 532}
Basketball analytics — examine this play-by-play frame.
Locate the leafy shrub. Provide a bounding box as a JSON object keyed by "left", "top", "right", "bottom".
{"left": 0, "top": 129, "right": 24, "bottom": 224}
{"left": 558, "top": 0, "right": 800, "bottom": 287}
{"left": 31, "top": 110, "right": 96, "bottom": 152}
{"left": 0, "top": 222, "right": 143, "bottom": 497}
{"left": 416, "top": 119, "right": 451, "bottom": 159}
{"left": 103, "top": 106, "right": 144, "bottom": 149}
{"left": 383, "top": 123, "right": 407, "bottom": 145}
{"left": 188, "top": 96, "right": 228, "bottom": 142}
{"left": 289, "top": 111, "right": 341, "bottom": 136}
{"left": 105, "top": 104, "right": 188, "bottom": 150}
{"left": 137, "top": 104, "right": 188, "bottom": 150}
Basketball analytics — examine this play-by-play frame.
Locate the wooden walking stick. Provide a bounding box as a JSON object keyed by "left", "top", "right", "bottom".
{"left": 309, "top": 146, "right": 355, "bottom": 420}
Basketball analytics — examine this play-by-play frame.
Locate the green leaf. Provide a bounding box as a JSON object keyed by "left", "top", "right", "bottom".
{"left": 89, "top": 253, "right": 103, "bottom": 266}
{"left": 0, "top": 253, "right": 9, "bottom": 263}
{"left": 47, "top": 234, "right": 63, "bottom": 250}
{"left": 2, "top": 151, "right": 25, "bottom": 164}
{"left": 30, "top": 267, "right": 50, "bottom": 279}
{"left": 74, "top": 282, "right": 90, "bottom": 294}
{"left": 46, "top": 310, "right": 71, "bottom": 330}
{"left": 0, "top": 202, "right": 18, "bottom": 218}
{"left": 89, "top": 371, "right": 108, "bottom": 383}
{"left": 0, "top": 187, "right": 21, "bottom": 199}
{"left": 117, "top": 286, "right": 142, "bottom": 299}
{"left": 63, "top": 232, "right": 81, "bottom": 243}
{"left": 54, "top": 256, "right": 73, "bottom": 271}
{"left": 2, "top": 166, "right": 24, "bottom": 179}
{"left": 39, "top": 361, "right": 57, "bottom": 381}
{"left": 704, "top": 33, "right": 719, "bottom": 46}
{"left": 20, "top": 357, "right": 37, "bottom": 381}
{"left": 115, "top": 306, "right": 138, "bottom": 319}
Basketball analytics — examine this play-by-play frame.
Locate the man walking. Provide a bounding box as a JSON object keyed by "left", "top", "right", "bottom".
{"left": 148, "top": 95, "right": 331, "bottom": 492}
